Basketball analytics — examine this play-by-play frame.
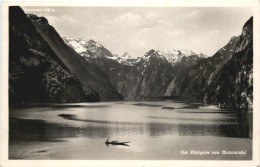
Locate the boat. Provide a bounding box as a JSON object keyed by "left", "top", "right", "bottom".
{"left": 161, "top": 106, "right": 175, "bottom": 110}
{"left": 105, "top": 141, "right": 130, "bottom": 146}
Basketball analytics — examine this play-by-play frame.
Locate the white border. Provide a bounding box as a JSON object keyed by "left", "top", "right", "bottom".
{"left": 1, "top": 1, "right": 260, "bottom": 167}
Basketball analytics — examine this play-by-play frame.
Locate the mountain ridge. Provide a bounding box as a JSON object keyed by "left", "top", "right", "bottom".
{"left": 204, "top": 16, "right": 253, "bottom": 109}
{"left": 63, "top": 37, "right": 207, "bottom": 66}
{"left": 28, "top": 14, "right": 123, "bottom": 101}
{"left": 63, "top": 37, "right": 208, "bottom": 99}
{"left": 9, "top": 6, "right": 99, "bottom": 104}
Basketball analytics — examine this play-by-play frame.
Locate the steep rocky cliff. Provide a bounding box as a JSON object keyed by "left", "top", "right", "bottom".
{"left": 27, "top": 14, "right": 123, "bottom": 101}
{"left": 9, "top": 6, "right": 99, "bottom": 105}
{"left": 164, "top": 17, "right": 253, "bottom": 110}
{"left": 204, "top": 17, "right": 253, "bottom": 109}
{"left": 129, "top": 49, "right": 206, "bottom": 99}
{"left": 165, "top": 35, "right": 240, "bottom": 99}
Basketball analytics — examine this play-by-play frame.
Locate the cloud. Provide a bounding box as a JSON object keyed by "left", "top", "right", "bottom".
{"left": 106, "top": 12, "right": 160, "bottom": 29}
{"left": 42, "top": 14, "right": 80, "bottom": 26}
{"left": 112, "top": 12, "right": 142, "bottom": 24}
{"left": 137, "top": 27, "right": 151, "bottom": 35}
{"left": 145, "top": 12, "right": 160, "bottom": 20}
{"left": 166, "top": 29, "right": 186, "bottom": 37}
{"left": 104, "top": 33, "right": 116, "bottom": 39}
{"left": 138, "top": 40, "right": 146, "bottom": 47}
{"left": 97, "top": 25, "right": 109, "bottom": 30}
{"left": 186, "top": 10, "right": 201, "bottom": 18}
{"left": 61, "top": 15, "right": 80, "bottom": 24}
{"left": 209, "top": 30, "right": 220, "bottom": 35}
{"left": 190, "top": 36, "right": 204, "bottom": 46}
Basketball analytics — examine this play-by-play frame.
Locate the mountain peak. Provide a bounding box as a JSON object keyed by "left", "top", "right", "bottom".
{"left": 87, "top": 39, "right": 103, "bottom": 48}
{"left": 122, "top": 52, "right": 129, "bottom": 57}
{"left": 88, "top": 39, "right": 96, "bottom": 43}
{"left": 243, "top": 16, "right": 253, "bottom": 29}
{"left": 121, "top": 52, "right": 134, "bottom": 59}
{"left": 62, "top": 37, "right": 88, "bottom": 55}
{"left": 230, "top": 35, "right": 239, "bottom": 41}
{"left": 27, "top": 14, "right": 50, "bottom": 26}
{"left": 63, "top": 36, "right": 206, "bottom": 66}
{"left": 143, "top": 49, "right": 206, "bottom": 65}
{"left": 144, "top": 49, "right": 157, "bottom": 57}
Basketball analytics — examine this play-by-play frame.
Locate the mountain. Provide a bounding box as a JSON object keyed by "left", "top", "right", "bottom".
{"left": 117, "top": 52, "right": 141, "bottom": 66}
{"left": 9, "top": 6, "right": 99, "bottom": 105}
{"left": 63, "top": 38, "right": 207, "bottom": 99}
{"left": 129, "top": 49, "right": 207, "bottom": 98}
{"left": 63, "top": 38, "right": 141, "bottom": 66}
{"left": 63, "top": 37, "right": 207, "bottom": 66}
{"left": 164, "top": 17, "right": 253, "bottom": 110}
{"left": 27, "top": 14, "right": 123, "bottom": 101}
{"left": 129, "top": 50, "right": 176, "bottom": 98}
{"left": 204, "top": 17, "right": 253, "bottom": 109}
{"left": 63, "top": 37, "right": 115, "bottom": 58}
{"left": 121, "top": 52, "right": 131, "bottom": 59}
{"left": 58, "top": 12, "right": 252, "bottom": 109}
{"left": 144, "top": 49, "right": 207, "bottom": 65}
{"left": 63, "top": 38, "right": 142, "bottom": 97}
{"left": 165, "top": 35, "right": 240, "bottom": 99}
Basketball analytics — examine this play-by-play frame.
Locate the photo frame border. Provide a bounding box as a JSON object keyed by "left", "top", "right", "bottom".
{"left": 1, "top": 1, "right": 260, "bottom": 166}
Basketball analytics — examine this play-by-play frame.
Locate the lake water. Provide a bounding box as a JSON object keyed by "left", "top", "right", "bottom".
{"left": 9, "top": 100, "right": 252, "bottom": 160}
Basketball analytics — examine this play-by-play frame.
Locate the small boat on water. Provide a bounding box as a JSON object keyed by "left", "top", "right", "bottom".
{"left": 161, "top": 106, "right": 175, "bottom": 110}
{"left": 105, "top": 141, "right": 130, "bottom": 146}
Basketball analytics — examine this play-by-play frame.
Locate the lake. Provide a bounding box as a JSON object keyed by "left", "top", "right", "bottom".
{"left": 9, "top": 100, "right": 252, "bottom": 160}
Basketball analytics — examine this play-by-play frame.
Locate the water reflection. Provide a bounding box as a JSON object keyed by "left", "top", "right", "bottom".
{"left": 9, "top": 102, "right": 253, "bottom": 160}
{"left": 235, "top": 111, "right": 252, "bottom": 138}
{"left": 10, "top": 102, "right": 253, "bottom": 142}
{"left": 10, "top": 110, "right": 252, "bottom": 145}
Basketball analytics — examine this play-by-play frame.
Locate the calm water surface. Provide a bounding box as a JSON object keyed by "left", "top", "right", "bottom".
{"left": 9, "top": 100, "right": 252, "bottom": 160}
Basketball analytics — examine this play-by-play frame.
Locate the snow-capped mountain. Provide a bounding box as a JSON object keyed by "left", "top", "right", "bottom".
{"left": 143, "top": 49, "right": 207, "bottom": 65}
{"left": 63, "top": 37, "right": 90, "bottom": 57}
{"left": 63, "top": 37, "right": 207, "bottom": 66}
{"left": 116, "top": 52, "right": 141, "bottom": 66}
{"left": 62, "top": 37, "right": 212, "bottom": 99}
{"left": 63, "top": 37, "right": 112, "bottom": 58}
{"left": 63, "top": 37, "right": 141, "bottom": 66}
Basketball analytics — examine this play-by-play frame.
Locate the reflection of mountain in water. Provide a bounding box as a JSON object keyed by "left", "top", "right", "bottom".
{"left": 147, "top": 113, "right": 252, "bottom": 138}
{"left": 10, "top": 107, "right": 252, "bottom": 145}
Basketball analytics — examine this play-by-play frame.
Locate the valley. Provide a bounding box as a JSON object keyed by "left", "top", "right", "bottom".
{"left": 9, "top": 6, "right": 253, "bottom": 110}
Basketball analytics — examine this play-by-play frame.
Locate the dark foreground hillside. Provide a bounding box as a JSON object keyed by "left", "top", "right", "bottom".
{"left": 28, "top": 14, "right": 123, "bottom": 101}
{"left": 9, "top": 6, "right": 100, "bottom": 105}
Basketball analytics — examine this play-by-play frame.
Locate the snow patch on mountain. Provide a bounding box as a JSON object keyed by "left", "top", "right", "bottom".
{"left": 115, "top": 52, "right": 141, "bottom": 65}
{"left": 143, "top": 49, "right": 207, "bottom": 65}
{"left": 63, "top": 37, "right": 206, "bottom": 66}
{"left": 63, "top": 37, "right": 90, "bottom": 57}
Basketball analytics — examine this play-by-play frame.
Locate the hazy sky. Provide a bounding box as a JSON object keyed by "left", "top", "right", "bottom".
{"left": 23, "top": 7, "right": 252, "bottom": 57}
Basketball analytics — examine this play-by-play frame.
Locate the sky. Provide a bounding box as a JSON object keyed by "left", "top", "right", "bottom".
{"left": 23, "top": 7, "right": 252, "bottom": 57}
